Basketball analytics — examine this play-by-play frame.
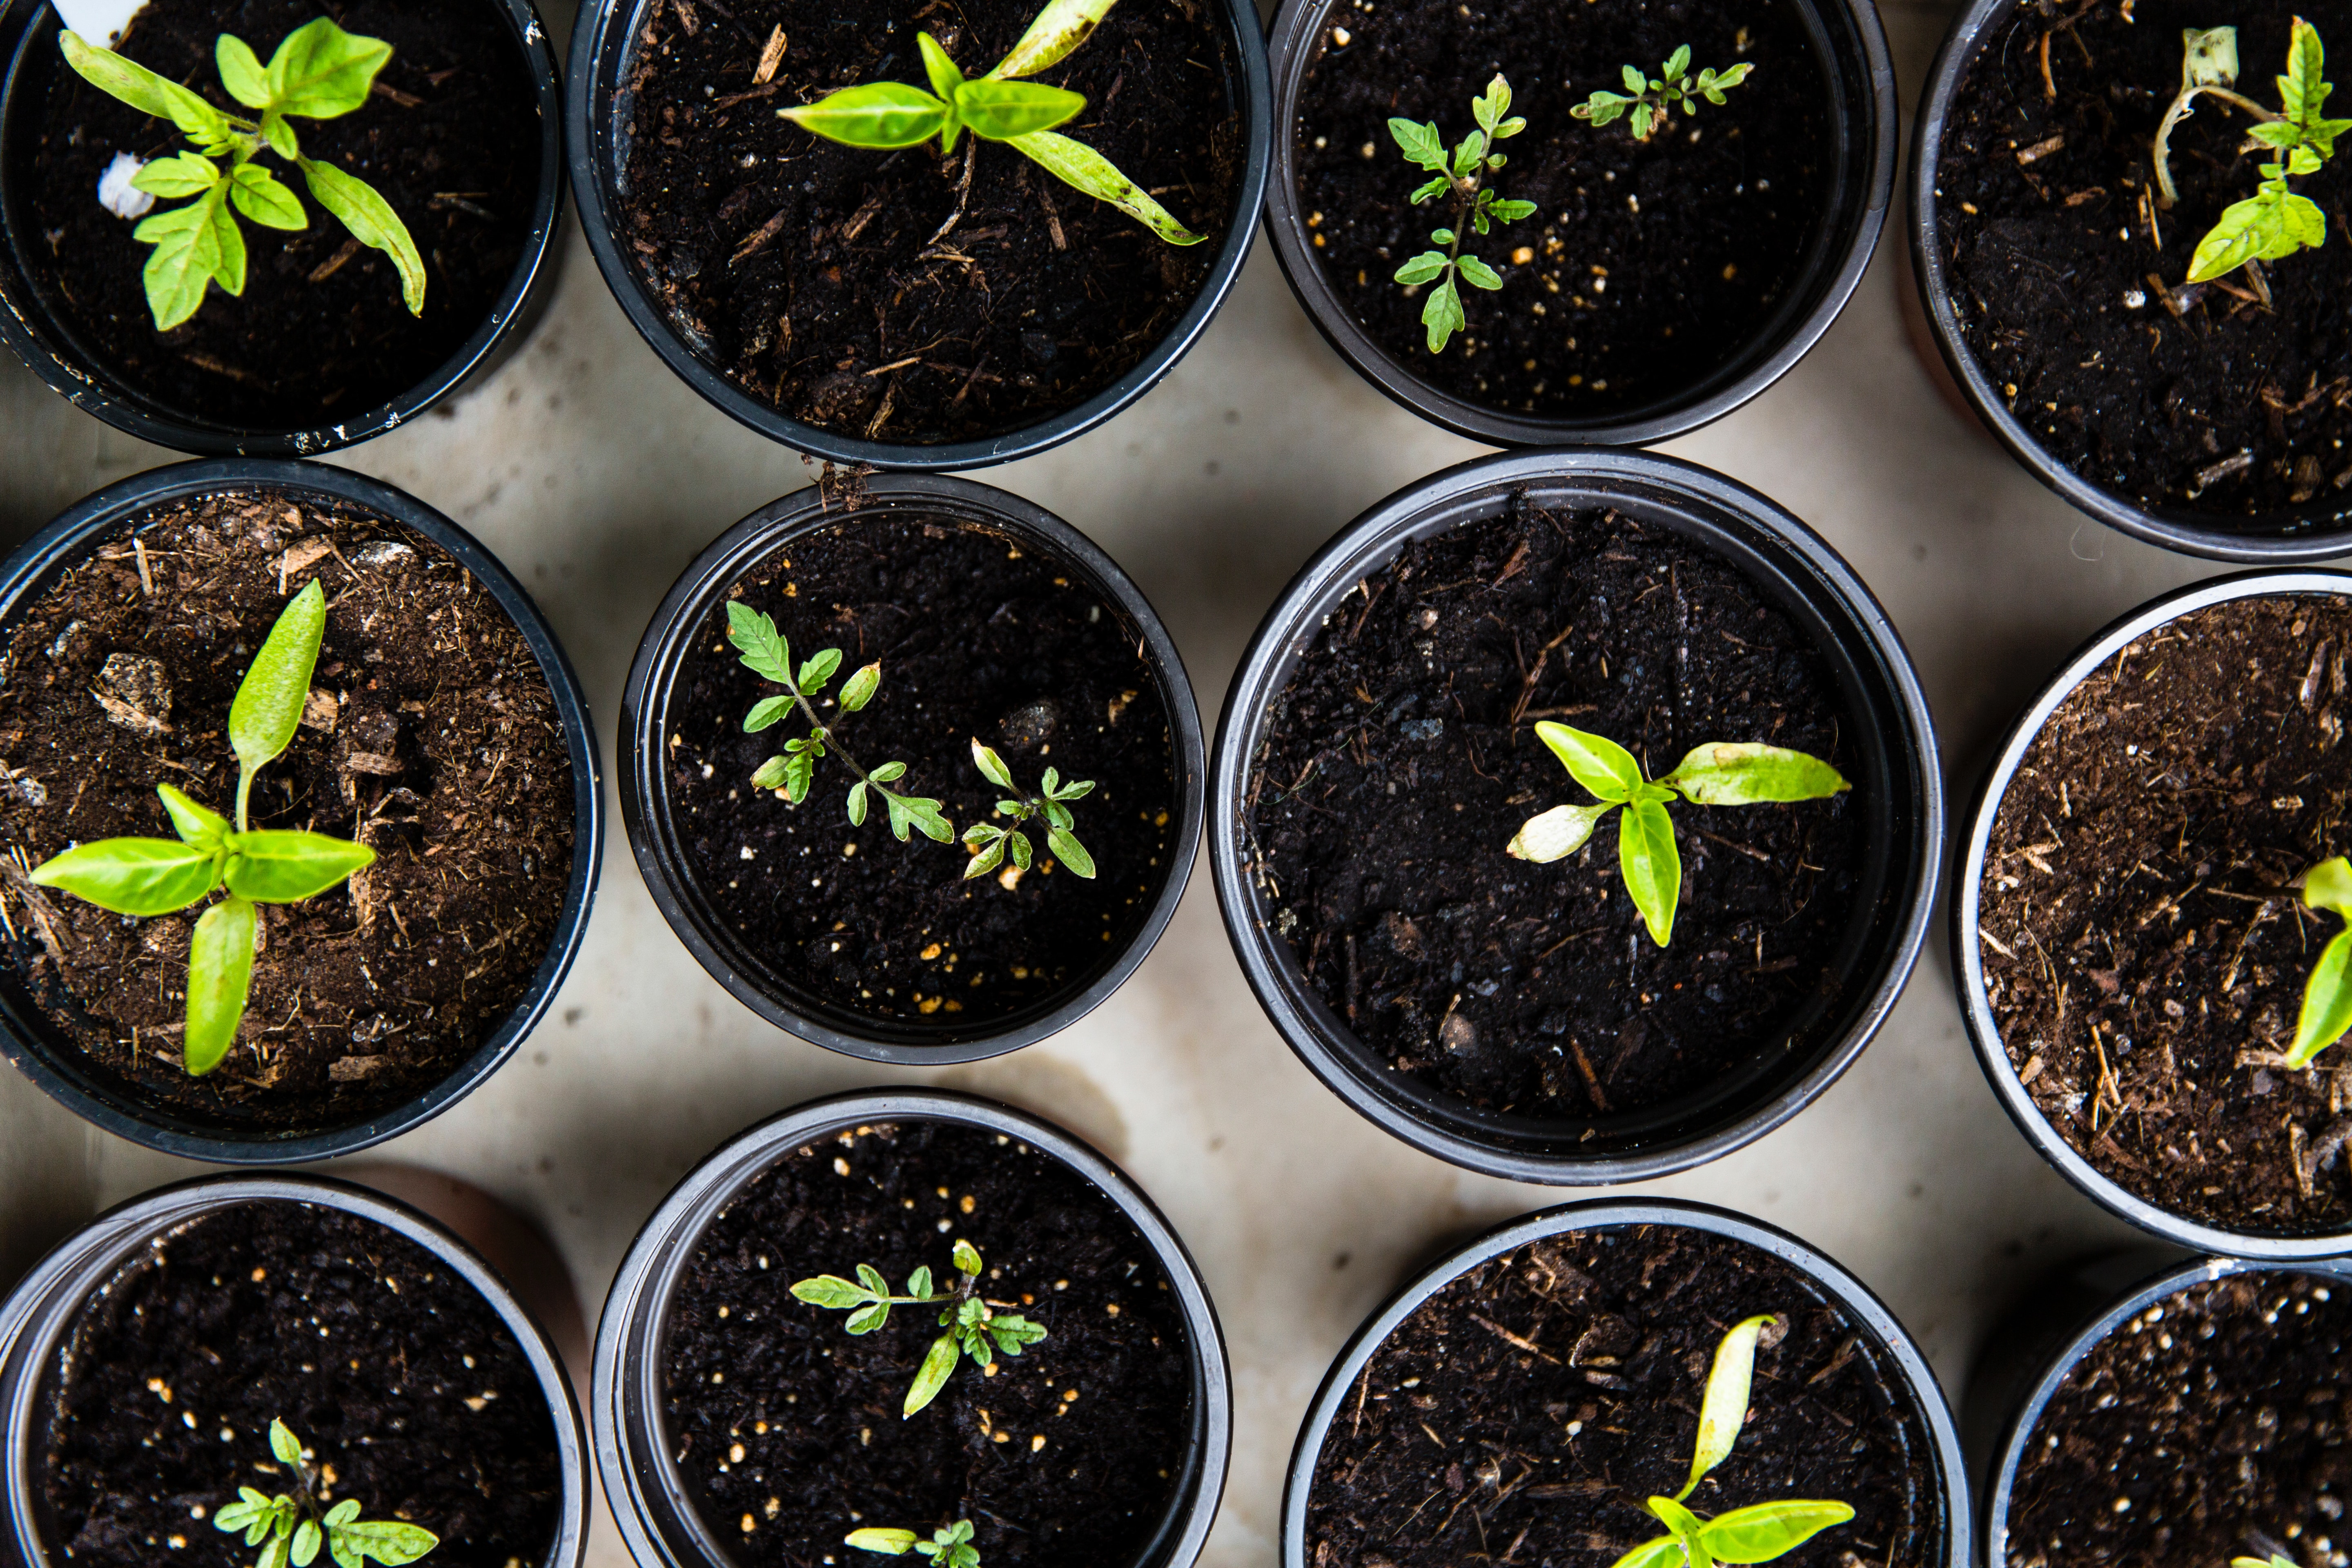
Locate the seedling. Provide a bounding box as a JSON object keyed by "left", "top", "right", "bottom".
{"left": 777, "top": 0, "right": 1199, "bottom": 244}
{"left": 1572, "top": 46, "right": 1753, "bottom": 142}
{"left": 59, "top": 20, "right": 425, "bottom": 330}
{"left": 1607, "top": 1316, "right": 1854, "bottom": 1568}
{"left": 213, "top": 1418, "right": 437, "bottom": 1568}
{"left": 2152, "top": 19, "right": 2351, "bottom": 290}
{"left": 1389, "top": 74, "right": 1537, "bottom": 352}
{"left": 2288, "top": 855, "right": 2352, "bottom": 1067}
{"left": 27, "top": 580, "right": 374, "bottom": 1075}
{"left": 729, "top": 600, "right": 950, "bottom": 844}
{"left": 1507, "top": 722, "right": 1848, "bottom": 947}
{"left": 791, "top": 1238, "right": 1048, "bottom": 1417}
{"left": 962, "top": 739, "right": 1096, "bottom": 880}
{"left": 848, "top": 1521, "right": 979, "bottom": 1568}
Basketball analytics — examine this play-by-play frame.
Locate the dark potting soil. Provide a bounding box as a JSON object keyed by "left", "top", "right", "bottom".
{"left": 18, "top": 0, "right": 540, "bottom": 427}
{"left": 39, "top": 1200, "right": 563, "bottom": 1568}
{"left": 2003, "top": 1271, "right": 2352, "bottom": 1568}
{"left": 662, "top": 514, "right": 1177, "bottom": 1026}
{"left": 1306, "top": 1224, "right": 1938, "bottom": 1568}
{"left": 1981, "top": 596, "right": 2352, "bottom": 1236}
{"left": 661, "top": 1120, "right": 1193, "bottom": 1568}
{"left": 0, "top": 489, "right": 575, "bottom": 1128}
{"left": 1245, "top": 502, "right": 1863, "bottom": 1123}
{"left": 1936, "top": 0, "right": 2352, "bottom": 520}
{"left": 618, "top": 0, "right": 1242, "bottom": 445}
{"left": 1293, "top": 0, "right": 1831, "bottom": 419}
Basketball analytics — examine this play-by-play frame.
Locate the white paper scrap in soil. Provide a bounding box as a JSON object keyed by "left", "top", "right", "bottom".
{"left": 51, "top": 0, "right": 146, "bottom": 47}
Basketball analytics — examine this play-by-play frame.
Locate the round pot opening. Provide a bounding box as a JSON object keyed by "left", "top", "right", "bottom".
{"left": 1281, "top": 1199, "right": 1971, "bottom": 1568}
{"left": 1953, "top": 569, "right": 2352, "bottom": 1258}
{"left": 565, "top": 0, "right": 1271, "bottom": 470}
{"left": 1212, "top": 449, "right": 1940, "bottom": 1183}
{"left": 1263, "top": 0, "right": 1894, "bottom": 447}
{"left": 621, "top": 476, "right": 1202, "bottom": 1063}
{"left": 0, "top": 459, "right": 603, "bottom": 1163}
{"left": 593, "top": 1089, "right": 1231, "bottom": 1568}
{"left": 1910, "top": 0, "right": 2352, "bottom": 561}
{"left": 0, "top": 0, "right": 566, "bottom": 457}
{"left": 0, "top": 1174, "right": 591, "bottom": 1568}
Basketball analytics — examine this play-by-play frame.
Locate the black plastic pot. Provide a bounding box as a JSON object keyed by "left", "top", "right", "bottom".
{"left": 1281, "top": 1198, "right": 1973, "bottom": 1568}
{"left": 1211, "top": 448, "right": 1941, "bottom": 1183}
{"left": 1966, "top": 1249, "right": 2352, "bottom": 1566}
{"left": 1951, "top": 569, "right": 2352, "bottom": 1258}
{"left": 0, "top": 1172, "right": 593, "bottom": 1568}
{"left": 619, "top": 474, "right": 1202, "bottom": 1062}
{"left": 1262, "top": 0, "right": 1895, "bottom": 447}
{"left": 564, "top": 0, "right": 1270, "bottom": 472}
{"left": 593, "top": 1087, "right": 1232, "bottom": 1568}
{"left": 0, "top": 0, "right": 566, "bottom": 458}
{"left": 1910, "top": 0, "right": 2352, "bottom": 562}
{"left": 0, "top": 458, "right": 604, "bottom": 1163}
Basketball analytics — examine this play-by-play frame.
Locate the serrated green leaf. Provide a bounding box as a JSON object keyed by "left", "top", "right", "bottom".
{"left": 1678, "top": 1315, "right": 1775, "bottom": 1498}
{"left": 132, "top": 152, "right": 221, "bottom": 198}
{"left": 1508, "top": 801, "right": 1616, "bottom": 863}
{"left": 133, "top": 187, "right": 243, "bottom": 330}
{"left": 1009, "top": 129, "right": 1203, "bottom": 243}
{"left": 840, "top": 662, "right": 882, "bottom": 713}
{"left": 1660, "top": 742, "right": 1849, "bottom": 806}
{"left": 230, "top": 580, "right": 326, "bottom": 794}
{"left": 954, "top": 77, "right": 1085, "bottom": 140}
{"left": 782, "top": 82, "right": 951, "bottom": 148}
{"left": 904, "top": 1331, "right": 960, "bottom": 1416}
{"left": 726, "top": 601, "right": 793, "bottom": 684}
{"left": 298, "top": 156, "right": 425, "bottom": 314}
{"left": 1491, "top": 198, "right": 1537, "bottom": 221}
{"left": 1619, "top": 798, "right": 1681, "bottom": 947}
{"left": 971, "top": 739, "right": 1017, "bottom": 790}
{"left": 793, "top": 1274, "right": 869, "bottom": 1309}
{"left": 887, "top": 793, "right": 953, "bottom": 843}
{"left": 1697, "top": 1499, "right": 1854, "bottom": 1563}
{"left": 1421, "top": 273, "right": 1465, "bottom": 351}
{"left": 29, "top": 837, "right": 220, "bottom": 915}
{"left": 848, "top": 1530, "right": 921, "bottom": 1556}
{"left": 231, "top": 164, "right": 307, "bottom": 230}
{"left": 1389, "top": 117, "right": 1447, "bottom": 171}
{"left": 323, "top": 1520, "right": 437, "bottom": 1566}
{"left": 1535, "top": 722, "right": 1645, "bottom": 801}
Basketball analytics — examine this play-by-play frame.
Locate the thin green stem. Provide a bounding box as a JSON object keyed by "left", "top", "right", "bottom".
{"left": 779, "top": 678, "right": 920, "bottom": 809}
{"left": 234, "top": 768, "right": 252, "bottom": 834}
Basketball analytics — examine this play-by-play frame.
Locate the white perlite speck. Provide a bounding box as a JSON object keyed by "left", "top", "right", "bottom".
{"left": 97, "top": 153, "right": 153, "bottom": 219}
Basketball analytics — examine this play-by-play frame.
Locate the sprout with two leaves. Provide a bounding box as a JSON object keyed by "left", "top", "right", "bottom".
{"left": 213, "top": 1419, "right": 437, "bottom": 1568}
{"left": 848, "top": 1521, "right": 980, "bottom": 1568}
{"left": 1608, "top": 1315, "right": 1854, "bottom": 1568}
{"left": 962, "top": 739, "right": 1096, "bottom": 880}
{"left": 791, "top": 1239, "right": 1049, "bottom": 1417}
{"left": 1388, "top": 75, "right": 1537, "bottom": 353}
{"left": 778, "top": 0, "right": 1200, "bottom": 244}
{"left": 59, "top": 19, "right": 425, "bottom": 330}
{"left": 1506, "top": 722, "right": 1849, "bottom": 947}
{"left": 27, "top": 579, "right": 375, "bottom": 1075}
{"left": 1572, "top": 45, "right": 1754, "bottom": 142}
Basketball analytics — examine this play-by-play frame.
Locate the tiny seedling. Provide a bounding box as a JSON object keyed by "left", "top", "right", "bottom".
{"left": 213, "top": 1418, "right": 437, "bottom": 1568}
{"left": 962, "top": 739, "right": 1096, "bottom": 880}
{"left": 777, "top": 0, "right": 1199, "bottom": 243}
{"left": 791, "top": 1238, "right": 1048, "bottom": 1417}
{"left": 848, "top": 1520, "right": 979, "bottom": 1568}
{"left": 2152, "top": 18, "right": 2351, "bottom": 290}
{"left": 27, "top": 580, "right": 374, "bottom": 1075}
{"left": 1572, "top": 45, "right": 1753, "bottom": 142}
{"left": 59, "top": 19, "right": 425, "bottom": 330}
{"left": 728, "top": 600, "right": 950, "bottom": 844}
{"left": 1389, "top": 74, "right": 1537, "bottom": 353}
{"left": 1607, "top": 1316, "right": 1854, "bottom": 1568}
{"left": 1507, "top": 722, "right": 1848, "bottom": 947}
{"left": 2290, "top": 855, "right": 2352, "bottom": 1067}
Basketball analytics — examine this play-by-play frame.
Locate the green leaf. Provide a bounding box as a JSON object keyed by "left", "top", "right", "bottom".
{"left": 1009, "top": 129, "right": 1203, "bottom": 244}
{"left": 920, "top": 31, "right": 967, "bottom": 109}
{"left": 1575, "top": 90, "right": 1630, "bottom": 125}
{"left": 292, "top": 1520, "right": 323, "bottom": 1568}
{"left": 907, "top": 1265, "right": 934, "bottom": 1298}
{"left": 216, "top": 33, "right": 272, "bottom": 109}
{"left": 870, "top": 760, "right": 908, "bottom": 784}
{"left": 726, "top": 601, "right": 793, "bottom": 685}
{"left": 839, "top": 662, "right": 882, "bottom": 713}
{"left": 1389, "top": 117, "right": 1448, "bottom": 171}
{"left": 1660, "top": 742, "right": 1849, "bottom": 806}
{"left": 131, "top": 152, "right": 222, "bottom": 198}
{"left": 1450, "top": 133, "right": 1483, "bottom": 178}
{"left": 59, "top": 31, "right": 231, "bottom": 143}
{"left": 1619, "top": 798, "right": 1681, "bottom": 947}
{"left": 1647, "top": 1497, "right": 1713, "bottom": 1568}
{"left": 1472, "top": 74, "right": 1509, "bottom": 133}
{"left": 134, "top": 188, "right": 243, "bottom": 330}
{"left": 1430, "top": 227, "right": 1457, "bottom": 245}
{"left": 1678, "top": 1314, "right": 1775, "bottom": 1499}
{"left": 2190, "top": 183, "right": 2326, "bottom": 281}
{"left": 2281, "top": 16, "right": 2323, "bottom": 124}
{"left": 1664, "top": 44, "right": 1691, "bottom": 80}
{"left": 223, "top": 831, "right": 373, "bottom": 903}
{"left": 2310, "top": 856, "right": 2352, "bottom": 916}
{"left": 231, "top": 164, "right": 307, "bottom": 230}
{"left": 953, "top": 76, "right": 1087, "bottom": 143}
{"left": 965, "top": 836, "right": 1007, "bottom": 879}
{"left": 186, "top": 900, "right": 252, "bottom": 1073}
{"left": 1607, "top": 1537, "right": 1688, "bottom": 1568}
{"left": 797, "top": 648, "right": 843, "bottom": 693}
{"left": 215, "top": 1489, "right": 274, "bottom": 1535}
{"left": 29, "top": 837, "right": 219, "bottom": 915}
{"left": 1490, "top": 198, "right": 1538, "bottom": 221}
{"left": 971, "top": 739, "right": 1018, "bottom": 791}
{"left": 792, "top": 1275, "right": 870, "bottom": 1309}
{"left": 264, "top": 18, "right": 392, "bottom": 120}
{"left": 1008, "top": 830, "right": 1033, "bottom": 870}
{"left": 1051, "top": 777, "right": 1094, "bottom": 800}
{"left": 158, "top": 788, "right": 230, "bottom": 846}
{"left": 298, "top": 157, "right": 425, "bottom": 314}
{"left": 261, "top": 110, "right": 301, "bottom": 160}
{"left": 855, "top": 1262, "right": 890, "bottom": 1295}
{"left": 1697, "top": 1500, "right": 1855, "bottom": 1563}
{"left": 1042, "top": 800, "right": 1072, "bottom": 832}
{"left": 261, "top": 1534, "right": 291, "bottom": 1568}
{"left": 848, "top": 780, "right": 869, "bottom": 826}
{"left": 2292, "top": 927, "right": 2352, "bottom": 1068}
{"left": 269, "top": 1417, "right": 305, "bottom": 1468}
{"left": 1632, "top": 102, "right": 1657, "bottom": 140}
{"left": 1534, "top": 722, "right": 1645, "bottom": 801}
{"left": 1622, "top": 63, "right": 1648, "bottom": 93}
{"left": 780, "top": 82, "right": 951, "bottom": 148}
{"left": 323, "top": 1521, "right": 438, "bottom": 1566}
{"left": 1507, "top": 801, "right": 1617, "bottom": 863}
{"left": 848, "top": 1530, "right": 921, "bottom": 1556}
{"left": 952, "top": 1238, "right": 982, "bottom": 1274}
{"left": 231, "top": 580, "right": 327, "bottom": 788}
{"left": 846, "top": 1301, "right": 890, "bottom": 1334}
{"left": 1421, "top": 273, "right": 1465, "bottom": 352}
{"left": 886, "top": 793, "right": 954, "bottom": 843}
{"left": 1458, "top": 254, "right": 1503, "bottom": 290}
{"left": 1410, "top": 174, "right": 1452, "bottom": 204}
{"left": 323, "top": 1502, "right": 360, "bottom": 1528}
{"left": 904, "top": 1331, "right": 960, "bottom": 1416}
{"left": 751, "top": 755, "right": 791, "bottom": 791}
{"left": 1046, "top": 826, "right": 1094, "bottom": 878}
{"left": 783, "top": 748, "right": 818, "bottom": 803}
{"left": 992, "top": 0, "right": 1120, "bottom": 78}
{"left": 745, "top": 694, "right": 796, "bottom": 732}
{"left": 990, "top": 1314, "right": 1048, "bottom": 1351}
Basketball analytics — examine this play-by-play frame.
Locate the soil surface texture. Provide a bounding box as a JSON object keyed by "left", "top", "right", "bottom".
{"left": 661, "top": 1120, "right": 1194, "bottom": 1568}
{"left": 1294, "top": 0, "right": 1831, "bottom": 420}
{"left": 39, "top": 1199, "right": 564, "bottom": 1568}
{"left": 2004, "top": 1270, "right": 2352, "bottom": 1568}
{"left": 662, "top": 513, "right": 1176, "bottom": 1028}
{"left": 1936, "top": 0, "right": 2352, "bottom": 521}
{"left": 1246, "top": 501, "right": 1863, "bottom": 1123}
{"left": 0, "top": 488, "right": 575, "bottom": 1129}
{"left": 619, "top": 0, "right": 1242, "bottom": 445}
{"left": 1980, "top": 595, "right": 2352, "bottom": 1236}
{"left": 20, "top": 0, "right": 541, "bottom": 428}
{"left": 1305, "top": 1223, "right": 1938, "bottom": 1568}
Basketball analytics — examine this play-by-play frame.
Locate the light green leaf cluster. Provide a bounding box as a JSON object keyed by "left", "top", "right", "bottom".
{"left": 27, "top": 580, "right": 373, "bottom": 1075}
{"left": 1388, "top": 74, "right": 1535, "bottom": 352}
{"left": 2290, "top": 855, "right": 2352, "bottom": 1067}
{"left": 962, "top": 739, "right": 1097, "bottom": 880}
{"left": 212, "top": 1420, "right": 438, "bottom": 1568}
{"left": 1607, "top": 1318, "right": 1854, "bottom": 1568}
{"left": 778, "top": 0, "right": 1200, "bottom": 244}
{"left": 791, "top": 1240, "right": 1048, "bottom": 1417}
{"left": 848, "top": 1519, "right": 980, "bottom": 1568}
{"left": 1572, "top": 45, "right": 1754, "bottom": 142}
{"left": 1507, "top": 724, "right": 1848, "bottom": 947}
{"left": 60, "top": 20, "right": 425, "bottom": 329}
